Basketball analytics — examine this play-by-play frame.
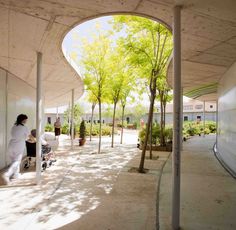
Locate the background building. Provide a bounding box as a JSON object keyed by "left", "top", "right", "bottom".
{"left": 143, "top": 100, "right": 216, "bottom": 124}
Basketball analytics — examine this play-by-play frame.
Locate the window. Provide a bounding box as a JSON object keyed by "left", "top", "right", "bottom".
{"left": 183, "top": 105, "right": 193, "bottom": 110}
{"left": 47, "top": 117, "right": 51, "bottom": 124}
{"left": 184, "top": 116, "right": 188, "bottom": 121}
{"left": 195, "top": 105, "right": 203, "bottom": 109}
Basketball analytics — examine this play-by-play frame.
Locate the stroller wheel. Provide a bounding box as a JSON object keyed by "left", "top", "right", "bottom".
{"left": 23, "top": 159, "right": 30, "bottom": 169}
{"left": 42, "top": 162, "right": 47, "bottom": 170}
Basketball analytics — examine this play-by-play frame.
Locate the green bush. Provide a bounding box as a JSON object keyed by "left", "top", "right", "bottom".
{"left": 45, "top": 123, "right": 53, "bottom": 132}
{"left": 79, "top": 120, "right": 86, "bottom": 139}
{"left": 61, "top": 122, "right": 69, "bottom": 134}
{"left": 183, "top": 121, "right": 216, "bottom": 136}
{"left": 86, "top": 124, "right": 116, "bottom": 136}
{"left": 206, "top": 121, "right": 216, "bottom": 133}
{"left": 138, "top": 123, "right": 172, "bottom": 146}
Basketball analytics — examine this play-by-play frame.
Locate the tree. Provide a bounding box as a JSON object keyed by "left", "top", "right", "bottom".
{"left": 79, "top": 33, "right": 111, "bottom": 154}
{"left": 119, "top": 84, "right": 134, "bottom": 144}
{"left": 64, "top": 103, "right": 84, "bottom": 125}
{"left": 157, "top": 76, "right": 173, "bottom": 146}
{"left": 106, "top": 47, "right": 134, "bottom": 147}
{"left": 87, "top": 92, "right": 97, "bottom": 141}
{"left": 111, "top": 15, "right": 172, "bottom": 172}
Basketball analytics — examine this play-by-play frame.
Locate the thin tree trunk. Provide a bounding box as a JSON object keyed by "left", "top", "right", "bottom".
{"left": 149, "top": 112, "right": 153, "bottom": 159}
{"left": 90, "top": 103, "right": 96, "bottom": 141}
{"left": 111, "top": 101, "right": 117, "bottom": 148}
{"left": 120, "top": 104, "right": 125, "bottom": 144}
{"left": 139, "top": 92, "right": 155, "bottom": 172}
{"left": 160, "top": 93, "right": 165, "bottom": 146}
{"left": 98, "top": 99, "right": 102, "bottom": 154}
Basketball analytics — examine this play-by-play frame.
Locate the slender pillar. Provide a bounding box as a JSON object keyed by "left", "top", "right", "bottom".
{"left": 215, "top": 100, "right": 218, "bottom": 146}
{"left": 180, "top": 88, "right": 183, "bottom": 150}
{"left": 56, "top": 106, "right": 59, "bottom": 118}
{"left": 172, "top": 5, "right": 182, "bottom": 230}
{"left": 68, "top": 102, "right": 71, "bottom": 137}
{"left": 71, "top": 89, "right": 75, "bottom": 150}
{"left": 203, "top": 101, "right": 206, "bottom": 137}
{"left": 36, "top": 52, "right": 42, "bottom": 184}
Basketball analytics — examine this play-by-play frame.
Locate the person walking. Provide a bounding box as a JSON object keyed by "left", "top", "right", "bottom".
{"left": 54, "top": 117, "right": 61, "bottom": 139}
{"left": 2, "top": 114, "right": 29, "bottom": 185}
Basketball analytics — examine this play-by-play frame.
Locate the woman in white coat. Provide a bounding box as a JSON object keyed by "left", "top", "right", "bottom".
{"left": 2, "top": 114, "right": 29, "bottom": 185}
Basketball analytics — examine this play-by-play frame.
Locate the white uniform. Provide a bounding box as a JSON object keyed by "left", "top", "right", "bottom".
{"left": 5, "top": 125, "right": 29, "bottom": 178}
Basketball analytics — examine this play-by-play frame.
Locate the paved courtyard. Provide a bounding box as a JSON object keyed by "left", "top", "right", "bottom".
{"left": 0, "top": 130, "right": 170, "bottom": 230}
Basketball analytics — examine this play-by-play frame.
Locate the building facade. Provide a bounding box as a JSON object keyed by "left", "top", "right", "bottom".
{"left": 143, "top": 100, "right": 216, "bottom": 124}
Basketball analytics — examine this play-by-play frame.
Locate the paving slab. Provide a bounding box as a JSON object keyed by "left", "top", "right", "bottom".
{"left": 159, "top": 134, "right": 236, "bottom": 230}
{"left": 0, "top": 131, "right": 170, "bottom": 230}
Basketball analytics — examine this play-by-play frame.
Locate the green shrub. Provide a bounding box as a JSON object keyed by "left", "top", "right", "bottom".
{"left": 45, "top": 123, "right": 53, "bottom": 132}
{"left": 183, "top": 121, "right": 216, "bottom": 137}
{"left": 206, "top": 121, "right": 216, "bottom": 133}
{"left": 138, "top": 123, "right": 172, "bottom": 146}
{"left": 86, "top": 124, "right": 116, "bottom": 136}
{"left": 79, "top": 120, "right": 86, "bottom": 139}
{"left": 61, "top": 122, "right": 69, "bottom": 134}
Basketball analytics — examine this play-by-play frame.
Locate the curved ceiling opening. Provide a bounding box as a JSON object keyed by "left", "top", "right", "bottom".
{"left": 62, "top": 15, "right": 173, "bottom": 102}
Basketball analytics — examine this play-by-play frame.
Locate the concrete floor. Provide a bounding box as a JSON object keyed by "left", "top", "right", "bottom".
{"left": 159, "top": 134, "right": 236, "bottom": 230}
{"left": 1, "top": 133, "right": 236, "bottom": 230}
{"left": 0, "top": 131, "right": 170, "bottom": 230}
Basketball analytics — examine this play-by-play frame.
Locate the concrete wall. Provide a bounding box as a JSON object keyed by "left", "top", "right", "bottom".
{"left": 0, "top": 68, "right": 36, "bottom": 169}
{"left": 217, "top": 62, "right": 236, "bottom": 177}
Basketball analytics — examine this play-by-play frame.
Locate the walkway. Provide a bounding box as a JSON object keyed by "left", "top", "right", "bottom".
{"left": 159, "top": 134, "right": 236, "bottom": 230}
{"left": 0, "top": 130, "right": 170, "bottom": 230}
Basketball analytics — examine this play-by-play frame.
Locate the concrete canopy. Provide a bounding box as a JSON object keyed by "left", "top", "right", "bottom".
{"left": 0, "top": 0, "right": 235, "bottom": 106}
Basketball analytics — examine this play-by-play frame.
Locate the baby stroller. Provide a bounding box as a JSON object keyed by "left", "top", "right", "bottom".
{"left": 23, "top": 141, "right": 53, "bottom": 171}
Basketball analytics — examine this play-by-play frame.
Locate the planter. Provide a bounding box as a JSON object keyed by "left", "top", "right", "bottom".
{"left": 79, "top": 138, "right": 86, "bottom": 146}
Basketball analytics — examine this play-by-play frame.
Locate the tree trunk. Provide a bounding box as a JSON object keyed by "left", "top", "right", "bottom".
{"left": 89, "top": 103, "right": 96, "bottom": 141}
{"left": 139, "top": 91, "right": 156, "bottom": 172}
{"left": 149, "top": 112, "right": 153, "bottom": 159}
{"left": 98, "top": 98, "right": 102, "bottom": 154}
{"left": 120, "top": 104, "right": 125, "bottom": 144}
{"left": 163, "top": 101, "right": 166, "bottom": 131}
{"left": 160, "top": 92, "right": 165, "bottom": 146}
{"left": 111, "top": 101, "right": 117, "bottom": 148}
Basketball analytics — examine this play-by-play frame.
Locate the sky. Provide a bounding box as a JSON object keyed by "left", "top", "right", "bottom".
{"left": 46, "top": 15, "right": 190, "bottom": 113}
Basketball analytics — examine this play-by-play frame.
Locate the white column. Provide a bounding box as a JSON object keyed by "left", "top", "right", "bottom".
{"left": 36, "top": 52, "right": 42, "bottom": 184}
{"left": 180, "top": 88, "right": 183, "bottom": 150}
{"left": 172, "top": 5, "right": 182, "bottom": 230}
{"left": 203, "top": 101, "right": 206, "bottom": 137}
{"left": 68, "top": 102, "right": 71, "bottom": 137}
{"left": 215, "top": 100, "right": 218, "bottom": 147}
{"left": 71, "top": 89, "right": 75, "bottom": 150}
{"left": 56, "top": 106, "right": 59, "bottom": 118}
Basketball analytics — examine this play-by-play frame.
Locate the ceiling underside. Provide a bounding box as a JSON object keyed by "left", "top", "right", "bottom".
{"left": 0, "top": 0, "right": 235, "bottom": 106}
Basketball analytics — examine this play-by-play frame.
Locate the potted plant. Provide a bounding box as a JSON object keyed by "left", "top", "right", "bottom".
{"left": 79, "top": 120, "right": 86, "bottom": 146}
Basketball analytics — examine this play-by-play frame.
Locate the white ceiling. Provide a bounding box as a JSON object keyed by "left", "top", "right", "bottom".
{"left": 0, "top": 0, "right": 235, "bottom": 106}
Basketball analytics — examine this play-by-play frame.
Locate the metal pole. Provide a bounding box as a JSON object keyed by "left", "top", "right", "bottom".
{"left": 172, "top": 5, "right": 182, "bottom": 230}
{"left": 203, "top": 101, "right": 205, "bottom": 137}
{"left": 36, "top": 52, "right": 42, "bottom": 184}
{"left": 71, "top": 89, "right": 74, "bottom": 150}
